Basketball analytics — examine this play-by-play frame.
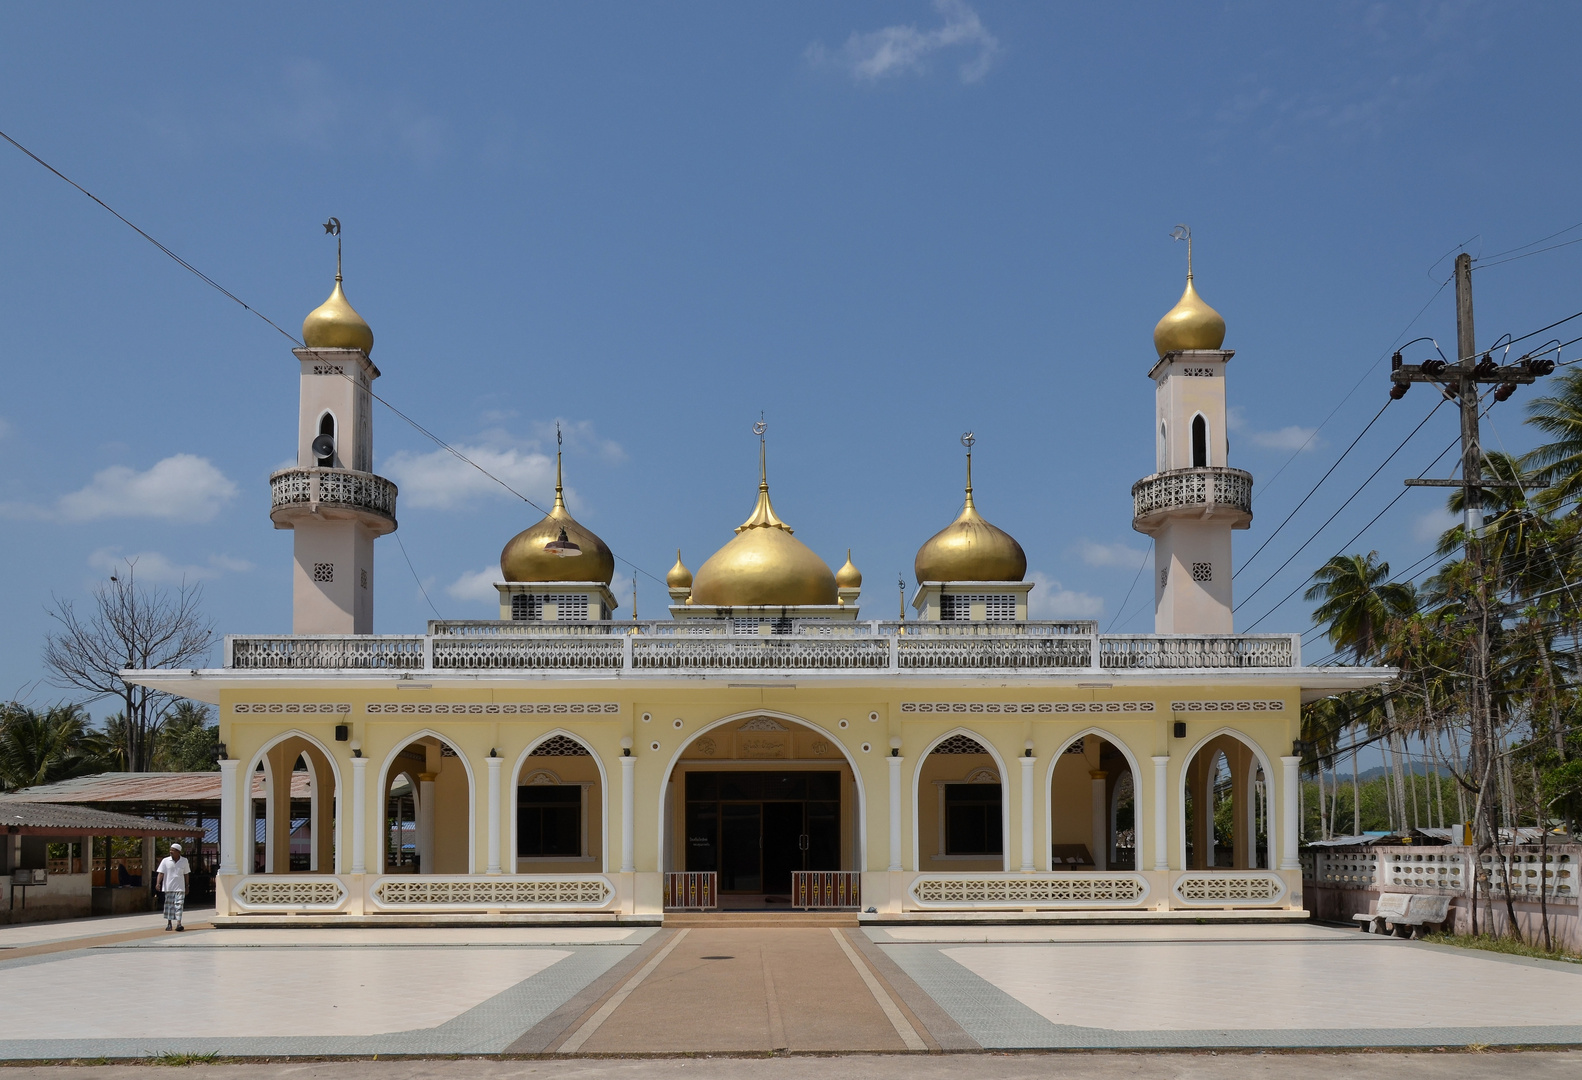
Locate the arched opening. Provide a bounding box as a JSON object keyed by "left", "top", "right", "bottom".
{"left": 380, "top": 734, "right": 473, "bottom": 874}
{"left": 244, "top": 733, "right": 338, "bottom": 874}
{"left": 1158, "top": 420, "right": 1168, "bottom": 471}
{"left": 1047, "top": 733, "right": 1137, "bottom": 871}
{"left": 1182, "top": 732, "right": 1271, "bottom": 870}
{"left": 661, "top": 714, "right": 862, "bottom": 906}
{"left": 514, "top": 733, "right": 605, "bottom": 872}
{"left": 1191, "top": 414, "right": 1208, "bottom": 468}
{"left": 917, "top": 732, "right": 1006, "bottom": 873}
{"left": 316, "top": 412, "right": 336, "bottom": 467}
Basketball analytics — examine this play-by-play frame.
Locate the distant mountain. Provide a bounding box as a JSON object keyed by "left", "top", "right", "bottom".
{"left": 1321, "top": 764, "right": 1456, "bottom": 781}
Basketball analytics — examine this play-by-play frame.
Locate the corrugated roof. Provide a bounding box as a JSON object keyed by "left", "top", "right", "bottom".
{"left": 6, "top": 771, "right": 311, "bottom": 802}
{"left": 0, "top": 798, "right": 203, "bottom": 835}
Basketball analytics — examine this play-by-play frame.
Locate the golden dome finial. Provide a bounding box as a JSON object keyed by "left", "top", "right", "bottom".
{"left": 737, "top": 415, "right": 789, "bottom": 533}
{"left": 499, "top": 431, "right": 615, "bottom": 585}
{"left": 1153, "top": 224, "right": 1225, "bottom": 358}
{"left": 667, "top": 549, "right": 693, "bottom": 589}
{"left": 302, "top": 217, "right": 375, "bottom": 354}
{"left": 836, "top": 549, "right": 862, "bottom": 588}
{"left": 914, "top": 433, "right": 1027, "bottom": 584}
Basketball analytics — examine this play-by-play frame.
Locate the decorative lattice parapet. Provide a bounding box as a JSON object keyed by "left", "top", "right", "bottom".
{"left": 910, "top": 873, "right": 1149, "bottom": 909}
{"left": 1310, "top": 852, "right": 1379, "bottom": 890}
{"left": 1172, "top": 872, "right": 1288, "bottom": 907}
{"left": 368, "top": 875, "right": 614, "bottom": 910}
{"left": 232, "top": 875, "right": 348, "bottom": 911}
{"left": 1131, "top": 466, "right": 1253, "bottom": 527}
{"left": 1100, "top": 635, "right": 1296, "bottom": 669}
{"left": 228, "top": 635, "right": 425, "bottom": 670}
{"left": 270, "top": 467, "right": 397, "bottom": 524}
{"left": 897, "top": 636, "right": 1091, "bottom": 670}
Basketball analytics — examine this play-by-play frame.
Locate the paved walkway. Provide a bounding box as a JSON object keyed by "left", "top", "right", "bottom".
{"left": 1, "top": 919, "right": 1579, "bottom": 1057}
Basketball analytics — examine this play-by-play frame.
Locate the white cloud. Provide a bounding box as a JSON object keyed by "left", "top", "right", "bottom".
{"left": 807, "top": 0, "right": 999, "bottom": 84}
{"left": 4, "top": 454, "right": 239, "bottom": 523}
{"left": 383, "top": 443, "right": 555, "bottom": 511}
{"left": 1227, "top": 407, "right": 1322, "bottom": 453}
{"left": 88, "top": 548, "right": 254, "bottom": 584}
{"left": 1028, "top": 572, "right": 1104, "bottom": 619}
{"left": 1413, "top": 507, "right": 1459, "bottom": 544}
{"left": 446, "top": 565, "right": 501, "bottom": 605}
{"left": 1078, "top": 540, "right": 1148, "bottom": 569}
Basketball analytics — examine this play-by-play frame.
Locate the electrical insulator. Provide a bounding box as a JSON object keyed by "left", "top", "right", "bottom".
{"left": 1389, "top": 382, "right": 1410, "bottom": 400}
{"left": 1494, "top": 383, "right": 1517, "bottom": 402}
{"left": 1422, "top": 358, "right": 1448, "bottom": 377}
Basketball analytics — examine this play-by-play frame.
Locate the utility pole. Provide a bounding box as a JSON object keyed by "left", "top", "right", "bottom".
{"left": 1391, "top": 251, "right": 1556, "bottom": 853}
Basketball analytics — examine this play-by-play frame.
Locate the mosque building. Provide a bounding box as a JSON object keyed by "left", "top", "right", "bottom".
{"left": 129, "top": 240, "right": 1388, "bottom": 921}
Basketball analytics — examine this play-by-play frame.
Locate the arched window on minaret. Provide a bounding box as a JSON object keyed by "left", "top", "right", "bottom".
{"left": 1157, "top": 420, "right": 1167, "bottom": 471}
{"left": 1191, "top": 414, "right": 1208, "bottom": 468}
{"left": 316, "top": 412, "right": 336, "bottom": 467}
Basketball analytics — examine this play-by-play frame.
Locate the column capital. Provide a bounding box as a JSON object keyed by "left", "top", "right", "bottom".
{"left": 1151, "top": 755, "right": 1170, "bottom": 765}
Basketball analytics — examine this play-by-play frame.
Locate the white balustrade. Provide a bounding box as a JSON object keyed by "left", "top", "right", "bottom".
{"left": 910, "top": 873, "right": 1149, "bottom": 908}
{"left": 368, "top": 874, "right": 613, "bottom": 909}
{"left": 1172, "top": 871, "right": 1287, "bottom": 906}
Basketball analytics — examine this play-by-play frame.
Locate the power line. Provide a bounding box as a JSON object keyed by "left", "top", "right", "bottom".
{"left": 1104, "top": 538, "right": 1152, "bottom": 633}
{"left": 0, "top": 125, "right": 671, "bottom": 592}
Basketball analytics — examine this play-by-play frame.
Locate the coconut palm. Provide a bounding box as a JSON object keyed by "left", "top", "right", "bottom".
{"left": 0, "top": 703, "right": 102, "bottom": 792}
{"left": 1305, "top": 552, "right": 1417, "bottom": 664}
{"left": 1525, "top": 368, "right": 1582, "bottom": 513}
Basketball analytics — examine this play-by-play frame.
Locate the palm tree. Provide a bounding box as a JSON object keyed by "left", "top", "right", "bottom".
{"left": 1305, "top": 552, "right": 1417, "bottom": 664}
{"left": 1525, "top": 368, "right": 1582, "bottom": 513}
{"left": 0, "top": 703, "right": 103, "bottom": 792}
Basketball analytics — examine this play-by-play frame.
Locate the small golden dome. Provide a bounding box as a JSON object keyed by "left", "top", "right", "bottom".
{"left": 1152, "top": 274, "right": 1225, "bottom": 358}
{"left": 836, "top": 549, "right": 862, "bottom": 588}
{"left": 666, "top": 550, "right": 693, "bottom": 589}
{"left": 914, "top": 450, "right": 1026, "bottom": 584}
{"left": 690, "top": 444, "right": 836, "bottom": 607}
{"left": 499, "top": 451, "right": 615, "bottom": 585}
{"left": 303, "top": 275, "right": 375, "bottom": 354}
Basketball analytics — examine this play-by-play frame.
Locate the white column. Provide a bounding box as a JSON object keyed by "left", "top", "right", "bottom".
{"left": 417, "top": 773, "right": 437, "bottom": 874}
{"left": 350, "top": 756, "right": 368, "bottom": 874}
{"left": 1019, "top": 754, "right": 1036, "bottom": 872}
{"left": 1151, "top": 756, "right": 1169, "bottom": 872}
{"left": 486, "top": 756, "right": 503, "bottom": 874}
{"left": 887, "top": 753, "right": 904, "bottom": 871}
{"left": 218, "top": 759, "right": 239, "bottom": 875}
{"left": 1279, "top": 755, "right": 1301, "bottom": 870}
{"left": 620, "top": 754, "right": 636, "bottom": 872}
{"left": 1090, "top": 771, "right": 1108, "bottom": 871}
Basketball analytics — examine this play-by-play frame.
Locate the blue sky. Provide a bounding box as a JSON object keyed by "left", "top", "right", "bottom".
{"left": 4, "top": 2, "right": 1582, "bottom": 709}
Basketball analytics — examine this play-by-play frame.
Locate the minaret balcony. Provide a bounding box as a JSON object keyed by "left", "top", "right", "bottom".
{"left": 1131, "top": 466, "right": 1253, "bottom": 534}
{"left": 270, "top": 466, "right": 398, "bottom": 533}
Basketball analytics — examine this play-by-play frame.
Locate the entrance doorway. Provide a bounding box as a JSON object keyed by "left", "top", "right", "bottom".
{"left": 685, "top": 772, "right": 840, "bottom": 894}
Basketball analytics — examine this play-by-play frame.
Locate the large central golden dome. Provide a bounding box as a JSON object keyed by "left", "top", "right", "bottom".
{"left": 914, "top": 450, "right": 1026, "bottom": 584}
{"left": 500, "top": 451, "right": 615, "bottom": 585}
{"left": 690, "top": 448, "right": 837, "bottom": 608}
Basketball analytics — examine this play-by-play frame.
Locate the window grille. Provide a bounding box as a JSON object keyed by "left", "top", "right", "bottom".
{"left": 1064, "top": 738, "right": 1086, "bottom": 754}
{"left": 1191, "top": 562, "right": 1213, "bottom": 582}
{"left": 1160, "top": 569, "right": 1169, "bottom": 588}
{"left": 940, "top": 594, "right": 1015, "bottom": 621}
{"left": 983, "top": 595, "right": 1015, "bottom": 621}
{"left": 360, "top": 568, "right": 368, "bottom": 589}
{"left": 511, "top": 594, "right": 543, "bottom": 621}
{"left": 932, "top": 734, "right": 990, "bottom": 755}
{"left": 530, "top": 735, "right": 591, "bottom": 757}
{"left": 312, "top": 562, "right": 334, "bottom": 583}
{"left": 554, "top": 595, "right": 590, "bottom": 621}
{"left": 940, "top": 595, "right": 969, "bottom": 621}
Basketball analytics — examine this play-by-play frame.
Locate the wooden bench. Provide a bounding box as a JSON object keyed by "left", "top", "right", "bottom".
{"left": 1353, "top": 892, "right": 1410, "bottom": 933}
{"left": 1385, "top": 893, "right": 1452, "bottom": 938}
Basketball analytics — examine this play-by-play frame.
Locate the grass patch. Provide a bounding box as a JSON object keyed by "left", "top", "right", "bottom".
{"left": 147, "top": 1052, "right": 222, "bottom": 1067}
{"left": 1419, "top": 932, "right": 1582, "bottom": 964}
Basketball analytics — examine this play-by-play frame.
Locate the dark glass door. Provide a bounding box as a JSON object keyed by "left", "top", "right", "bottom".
{"left": 720, "top": 804, "right": 761, "bottom": 891}
{"left": 762, "top": 802, "right": 804, "bottom": 893}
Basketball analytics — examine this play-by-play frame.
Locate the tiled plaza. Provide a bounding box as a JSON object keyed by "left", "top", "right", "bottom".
{"left": 2, "top": 917, "right": 1580, "bottom": 1057}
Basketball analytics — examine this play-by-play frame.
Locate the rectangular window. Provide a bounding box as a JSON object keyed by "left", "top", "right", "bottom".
{"left": 983, "top": 595, "right": 1015, "bottom": 621}
{"left": 552, "top": 594, "right": 590, "bottom": 621}
{"left": 516, "top": 786, "right": 582, "bottom": 857}
{"left": 511, "top": 594, "right": 543, "bottom": 621}
{"left": 944, "top": 783, "right": 1002, "bottom": 855}
{"left": 940, "top": 595, "right": 970, "bottom": 621}
{"left": 940, "top": 594, "right": 1016, "bottom": 621}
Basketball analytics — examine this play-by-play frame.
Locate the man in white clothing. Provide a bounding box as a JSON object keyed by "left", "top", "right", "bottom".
{"left": 156, "top": 843, "right": 191, "bottom": 931}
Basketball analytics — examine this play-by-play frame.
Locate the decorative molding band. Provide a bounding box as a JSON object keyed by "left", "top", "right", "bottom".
{"left": 911, "top": 872, "right": 1149, "bottom": 909}
{"left": 365, "top": 702, "right": 621, "bottom": 715}
{"left": 1169, "top": 700, "right": 1285, "bottom": 713}
{"left": 902, "top": 701, "right": 1156, "bottom": 714}
{"left": 1172, "top": 871, "right": 1287, "bottom": 906}
{"left": 233, "top": 875, "right": 348, "bottom": 910}
{"left": 368, "top": 874, "right": 614, "bottom": 909}
{"left": 233, "top": 703, "right": 351, "bottom": 714}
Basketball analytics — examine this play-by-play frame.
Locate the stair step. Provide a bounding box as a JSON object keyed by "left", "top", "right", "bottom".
{"left": 663, "top": 911, "right": 859, "bottom": 927}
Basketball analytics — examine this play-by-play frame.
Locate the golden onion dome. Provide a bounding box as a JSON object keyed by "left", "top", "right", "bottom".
{"left": 666, "top": 550, "right": 693, "bottom": 589}
{"left": 835, "top": 549, "right": 862, "bottom": 588}
{"left": 690, "top": 444, "right": 837, "bottom": 607}
{"left": 499, "top": 451, "right": 615, "bottom": 585}
{"left": 914, "top": 450, "right": 1026, "bottom": 584}
{"left": 303, "top": 274, "right": 375, "bottom": 354}
{"left": 1152, "top": 273, "right": 1225, "bottom": 358}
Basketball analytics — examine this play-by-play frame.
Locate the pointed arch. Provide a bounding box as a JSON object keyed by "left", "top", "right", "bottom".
{"left": 242, "top": 729, "right": 343, "bottom": 874}
{"left": 1191, "top": 412, "right": 1209, "bottom": 468}
{"left": 1176, "top": 727, "right": 1275, "bottom": 871}
{"left": 912, "top": 727, "right": 1010, "bottom": 873}
{"left": 1042, "top": 727, "right": 1144, "bottom": 872}
{"left": 656, "top": 709, "right": 868, "bottom": 875}
{"left": 376, "top": 729, "right": 478, "bottom": 875}
{"left": 511, "top": 728, "right": 611, "bottom": 873}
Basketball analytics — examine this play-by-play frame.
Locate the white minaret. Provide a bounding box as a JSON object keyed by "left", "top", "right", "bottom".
{"left": 1131, "top": 229, "right": 1252, "bottom": 634}
{"left": 269, "top": 220, "right": 398, "bottom": 634}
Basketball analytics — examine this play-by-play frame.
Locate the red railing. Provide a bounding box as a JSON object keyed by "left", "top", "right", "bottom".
{"left": 664, "top": 871, "right": 717, "bottom": 910}
{"left": 793, "top": 871, "right": 861, "bottom": 909}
